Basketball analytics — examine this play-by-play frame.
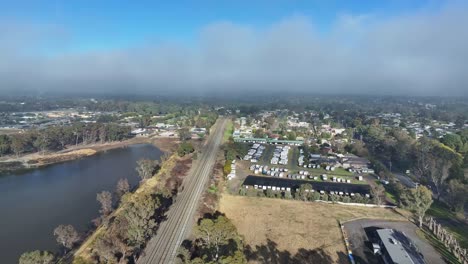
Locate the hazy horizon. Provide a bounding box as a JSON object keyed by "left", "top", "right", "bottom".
{"left": 1, "top": 1, "right": 467, "bottom": 96}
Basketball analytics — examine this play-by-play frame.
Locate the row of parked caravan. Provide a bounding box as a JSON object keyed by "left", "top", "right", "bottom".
{"left": 249, "top": 165, "right": 354, "bottom": 184}
{"left": 298, "top": 148, "right": 306, "bottom": 166}
{"left": 271, "top": 145, "right": 290, "bottom": 165}
{"left": 243, "top": 143, "right": 266, "bottom": 163}
{"left": 227, "top": 160, "right": 236, "bottom": 180}
{"left": 246, "top": 184, "right": 370, "bottom": 198}
{"left": 249, "top": 164, "right": 289, "bottom": 177}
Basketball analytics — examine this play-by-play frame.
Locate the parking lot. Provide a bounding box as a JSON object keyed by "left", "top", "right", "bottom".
{"left": 343, "top": 219, "right": 444, "bottom": 264}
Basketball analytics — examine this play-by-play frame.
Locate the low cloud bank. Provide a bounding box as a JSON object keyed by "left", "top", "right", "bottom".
{"left": 0, "top": 3, "right": 467, "bottom": 96}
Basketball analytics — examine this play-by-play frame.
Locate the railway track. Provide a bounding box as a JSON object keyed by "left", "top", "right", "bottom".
{"left": 137, "top": 118, "right": 227, "bottom": 264}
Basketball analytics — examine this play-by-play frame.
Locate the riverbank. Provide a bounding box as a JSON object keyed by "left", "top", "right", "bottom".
{"left": 0, "top": 137, "right": 178, "bottom": 174}
{"left": 73, "top": 149, "right": 193, "bottom": 263}
{"left": 0, "top": 144, "right": 164, "bottom": 264}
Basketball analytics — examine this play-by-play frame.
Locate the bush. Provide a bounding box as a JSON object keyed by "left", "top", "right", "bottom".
{"left": 239, "top": 188, "right": 247, "bottom": 196}
{"left": 311, "top": 192, "right": 320, "bottom": 201}
{"left": 177, "top": 142, "right": 194, "bottom": 157}
{"left": 223, "top": 160, "right": 232, "bottom": 176}
{"left": 266, "top": 189, "right": 275, "bottom": 198}
{"left": 322, "top": 193, "right": 329, "bottom": 201}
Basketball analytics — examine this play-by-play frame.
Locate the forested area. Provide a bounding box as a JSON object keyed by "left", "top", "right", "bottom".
{"left": 348, "top": 122, "right": 467, "bottom": 214}
{"left": 0, "top": 122, "right": 130, "bottom": 157}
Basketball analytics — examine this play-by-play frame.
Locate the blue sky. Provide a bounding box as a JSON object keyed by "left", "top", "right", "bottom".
{"left": 1, "top": 0, "right": 440, "bottom": 52}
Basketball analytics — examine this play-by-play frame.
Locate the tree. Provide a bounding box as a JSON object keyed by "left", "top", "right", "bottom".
{"left": 54, "top": 224, "right": 80, "bottom": 253}
{"left": 223, "top": 161, "right": 232, "bottom": 176}
{"left": 121, "top": 193, "right": 160, "bottom": 248}
{"left": 97, "top": 191, "right": 113, "bottom": 216}
{"left": 94, "top": 214, "right": 132, "bottom": 263}
{"left": 446, "top": 180, "right": 467, "bottom": 214}
{"left": 371, "top": 184, "right": 385, "bottom": 205}
{"left": 175, "top": 247, "right": 192, "bottom": 264}
{"left": 349, "top": 140, "right": 368, "bottom": 157}
{"left": 19, "top": 250, "right": 55, "bottom": 264}
{"left": 413, "top": 138, "right": 462, "bottom": 199}
{"left": 136, "top": 159, "right": 160, "bottom": 180}
{"left": 194, "top": 215, "right": 237, "bottom": 262}
{"left": 311, "top": 191, "right": 320, "bottom": 201}
{"left": 0, "top": 135, "right": 10, "bottom": 156}
{"left": 10, "top": 134, "right": 27, "bottom": 157}
{"left": 441, "top": 134, "right": 463, "bottom": 152}
{"left": 266, "top": 188, "right": 275, "bottom": 198}
{"left": 139, "top": 115, "right": 152, "bottom": 128}
{"left": 296, "top": 184, "right": 313, "bottom": 201}
{"left": 33, "top": 133, "right": 51, "bottom": 154}
{"left": 116, "top": 178, "right": 130, "bottom": 199}
{"left": 94, "top": 233, "right": 129, "bottom": 264}
{"left": 177, "top": 142, "right": 195, "bottom": 157}
{"left": 400, "top": 186, "right": 433, "bottom": 227}
{"left": 178, "top": 128, "right": 192, "bottom": 141}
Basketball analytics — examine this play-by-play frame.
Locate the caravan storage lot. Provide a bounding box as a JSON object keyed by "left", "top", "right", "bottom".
{"left": 220, "top": 194, "right": 405, "bottom": 264}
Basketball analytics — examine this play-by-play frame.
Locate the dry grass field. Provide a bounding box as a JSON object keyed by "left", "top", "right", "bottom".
{"left": 219, "top": 194, "right": 406, "bottom": 264}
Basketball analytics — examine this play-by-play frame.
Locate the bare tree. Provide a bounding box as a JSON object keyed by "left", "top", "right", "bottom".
{"left": 135, "top": 159, "right": 159, "bottom": 180}
{"left": 53, "top": 224, "right": 80, "bottom": 253}
{"left": 97, "top": 191, "right": 113, "bottom": 216}
{"left": 116, "top": 178, "right": 130, "bottom": 199}
{"left": 371, "top": 184, "right": 386, "bottom": 205}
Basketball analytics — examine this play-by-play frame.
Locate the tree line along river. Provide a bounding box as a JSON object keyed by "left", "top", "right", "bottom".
{"left": 0, "top": 144, "right": 163, "bottom": 264}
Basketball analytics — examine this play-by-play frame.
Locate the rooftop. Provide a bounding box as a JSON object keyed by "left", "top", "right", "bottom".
{"left": 377, "top": 229, "right": 418, "bottom": 264}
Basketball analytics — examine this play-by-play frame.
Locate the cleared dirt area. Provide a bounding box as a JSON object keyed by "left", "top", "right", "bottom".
{"left": 219, "top": 194, "right": 405, "bottom": 264}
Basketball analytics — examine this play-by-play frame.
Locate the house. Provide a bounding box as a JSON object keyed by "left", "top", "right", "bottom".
{"left": 131, "top": 128, "right": 147, "bottom": 136}
{"left": 190, "top": 127, "right": 207, "bottom": 134}
{"left": 340, "top": 154, "right": 370, "bottom": 169}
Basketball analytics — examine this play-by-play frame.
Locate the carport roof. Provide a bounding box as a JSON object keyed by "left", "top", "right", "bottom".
{"left": 377, "top": 229, "right": 415, "bottom": 264}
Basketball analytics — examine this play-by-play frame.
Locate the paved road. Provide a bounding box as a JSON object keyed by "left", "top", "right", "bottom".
{"left": 393, "top": 173, "right": 417, "bottom": 188}
{"left": 138, "top": 118, "right": 227, "bottom": 264}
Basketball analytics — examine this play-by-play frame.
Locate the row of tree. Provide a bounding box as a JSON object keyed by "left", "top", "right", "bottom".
{"left": 0, "top": 122, "right": 131, "bottom": 157}
{"left": 238, "top": 183, "right": 377, "bottom": 205}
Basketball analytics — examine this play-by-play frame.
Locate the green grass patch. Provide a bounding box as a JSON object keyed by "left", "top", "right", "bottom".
{"left": 427, "top": 200, "right": 468, "bottom": 248}
{"left": 385, "top": 191, "right": 397, "bottom": 204}
{"left": 427, "top": 200, "right": 457, "bottom": 219}
{"left": 223, "top": 120, "right": 234, "bottom": 142}
{"left": 208, "top": 184, "right": 218, "bottom": 194}
{"left": 416, "top": 228, "right": 461, "bottom": 264}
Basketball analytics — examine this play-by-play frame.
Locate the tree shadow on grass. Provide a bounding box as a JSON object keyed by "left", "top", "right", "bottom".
{"left": 244, "top": 239, "right": 349, "bottom": 264}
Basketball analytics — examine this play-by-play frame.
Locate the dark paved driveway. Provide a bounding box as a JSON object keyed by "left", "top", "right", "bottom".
{"left": 343, "top": 219, "right": 444, "bottom": 264}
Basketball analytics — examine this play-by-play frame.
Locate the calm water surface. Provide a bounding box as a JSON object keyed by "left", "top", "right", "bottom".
{"left": 0, "top": 144, "right": 163, "bottom": 264}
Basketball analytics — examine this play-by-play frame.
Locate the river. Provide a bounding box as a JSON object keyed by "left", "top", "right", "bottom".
{"left": 0, "top": 144, "right": 163, "bottom": 264}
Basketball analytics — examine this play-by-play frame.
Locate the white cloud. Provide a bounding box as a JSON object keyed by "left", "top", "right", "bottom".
{"left": 0, "top": 3, "right": 467, "bottom": 96}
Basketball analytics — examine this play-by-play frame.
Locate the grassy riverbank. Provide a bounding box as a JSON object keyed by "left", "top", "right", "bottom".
{"left": 72, "top": 140, "right": 194, "bottom": 263}
{"left": 0, "top": 137, "right": 177, "bottom": 174}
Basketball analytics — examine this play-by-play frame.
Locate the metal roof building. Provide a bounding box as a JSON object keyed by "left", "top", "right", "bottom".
{"left": 376, "top": 229, "right": 424, "bottom": 264}
{"left": 242, "top": 175, "right": 370, "bottom": 194}
{"left": 233, "top": 137, "right": 303, "bottom": 145}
